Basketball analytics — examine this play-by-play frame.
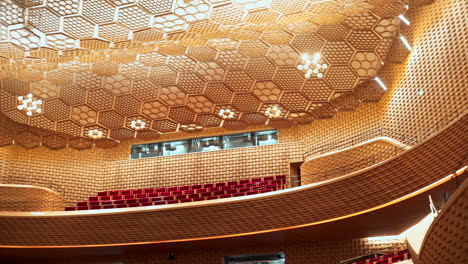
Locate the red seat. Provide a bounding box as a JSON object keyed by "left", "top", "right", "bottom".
{"left": 77, "top": 206, "right": 88, "bottom": 210}
{"left": 234, "top": 184, "right": 244, "bottom": 189}
{"left": 138, "top": 198, "right": 149, "bottom": 203}
{"left": 101, "top": 200, "right": 112, "bottom": 206}
{"left": 89, "top": 196, "right": 98, "bottom": 201}
{"left": 184, "top": 189, "right": 194, "bottom": 195}
{"left": 128, "top": 203, "right": 140, "bottom": 207}
{"left": 246, "top": 190, "right": 258, "bottom": 195}
{"left": 126, "top": 199, "right": 137, "bottom": 204}
{"left": 156, "top": 187, "right": 166, "bottom": 193}
{"left": 213, "top": 190, "right": 224, "bottom": 196}
{"left": 215, "top": 182, "right": 226, "bottom": 187}
{"left": 209, "top": 187, "right": 219, "bottom": 192}
{"left": 89, "top": 201, "right": 100, "bottom": 206}
{"left": 206, "top": 195, "right": 218, "bottom": 200}
{"left": 219, "top": 194, "right": 231, "bottom": 199}
{"left": 179, "top": 186, "right": 190, "bottom": 191}
{"left": 141, "top": 202, "right": 152, "bottom": 206}
{"left": 172, "top": 190, "right": 183, "bottom": 196}
{"left": 232, "top": 192, "right": 245, "bottom": 197}
{"left": 144, "top": 188, "right": 154, "bottom": 194}
{"left": 109, "top": 191, "right": 119, "bottom": 196}
{"left": 180, "top": 198, "right": 192, "bottom": 203}
{"left": 252, "top": 178, "right": 262, "bottom": 183}
{"left": 112, "top": 195, "right": 122, "bottom": 200}
{"left": 132, "top": 189, "right": 143, "bottom": 195}
{"left": 267, "top": 184, "right": 277, "bottom": 191}
{"left": 200, "top": 192, "right": 211, "bottom": 197}
{"left": 239, "top": 187, "right": 250, "bottom": 192}
{"left": 260, "top": 188, "right": 272, "bottom": 193}
{"left": 193, "top": 197, "right": 205, "bottom": 201}
{"left": 121, "top": 190, "right": 131, "bottom": 195}
{"left": 77, "top": 201, "right": 87, "bottom": 206}
{"left": 163, "top": 196, "right": 175, "bottom": 201}
{"left": 276, "top": 175, "right": 286, "bottom": 180}
{"left": 136, "top": 194, "right": 147, "bottom": 199}
{"left": 153, "top": 201, "right": 165, "bottom": 206}
{"left": 376, "top": 259, "right": 388, "bottom": 264}
{"left": 227, "top": 181, "right": 237, "bottom": 186}
{"left": 150, "top": 197, "right": 162, "bottom": 202}
{"left": 160, "top": 192, "right": 171, "bottom": 197}
{"left": 196, "top": 188, "right": 207, "bottom": 193}
{"left": 263, "top": 176, "right": 274, "bottom": 181}
{"left": 100, "top": 196, "right": 111, "bottom": 201}
{"left": 166, "top": 200, "right": 178, "bottom": 204}
{"left": 188, "top": 193, "right": 199, "bottom": 199}
{"left": 239, "top": 179, "right": 249, "bottom": 184}
{"left": 168, "top": 186, "right": 178, "bottom": 192}
{"left": 90, "top": 205, "right": 101, "bottom": 210}
{"left": 176, "top": 195, "right": 186, "bottom": 200}
{"left": 148, "top": 193, "right": 159, "bottom": 198}
{"left": 102, "top": 204, "right": 114, "bottom": 209}
{"left": 115, "top": 204, "right": 127, "bottom": 208}
{"left": 124, "top": 194, "right": 135, "bottom": 199}
{"left": 221, "top": 186, "right": 232, "bottom": 191}
{"left": 97, "top": 191, "right": 108, "bottom": 196}
{"left": 65, "top": 206, "right": 75, "bottom": 211}
{"left": 227, "top": 189, "right": 238, "bottom": 194}
{"left": 191, "top": 184, "right": 202, "bottom": 190}
{"left": 113, "top": 200, "right": 125, "bottom": 205}
{"left": 203, "top": 183, "right": 214, "bottom": 188}
{"left": 391, "top": 255, "right": 404, "bottom": 262}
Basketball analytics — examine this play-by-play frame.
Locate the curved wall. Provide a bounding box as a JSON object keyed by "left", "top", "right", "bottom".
{"left": 0, "top": 113, "right": 465, "bottom": 247}
{"left": 0, "top": 184, "right": 65, "bottom": 212}
{"left": 416, "top": 174, "right": 468, "bottom": 264}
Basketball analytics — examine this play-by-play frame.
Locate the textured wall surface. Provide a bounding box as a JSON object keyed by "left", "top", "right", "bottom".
{"left": 0, "top": 184, "right": 65, "bottom": 212}
{"left": 0, "top": 147, "right": 10, "bottom": 183}
{"left": 106, "top": 142, "right": 300, "bottom": 192}
{"left": 417, "top": 174, "right": 468, "bottom": 264}
{"left": 0, "top": 114, "right": 464, "bottom": 246}
{"left": 300, "top": 139, "right": 405, "bottom": 183}
{"left": 31, "top": 238, "right": 406, "bottom": 264}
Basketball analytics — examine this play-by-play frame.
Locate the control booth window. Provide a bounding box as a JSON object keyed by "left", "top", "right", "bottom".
{"left": 224, "top": 252, "right": 285, "bottom": 264}
{"left": 130, "top": 130, "right": 278, "bottom": 159}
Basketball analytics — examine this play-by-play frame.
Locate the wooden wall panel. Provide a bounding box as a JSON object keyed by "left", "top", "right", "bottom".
{"left": 0, "top": 184, "right": 65, "bottom": 212}
{"left": 0, "top": 147, "right": 11, "bottom": 184}
{"left": 300, "top": 139, "right": 405, "bottom": 183}
{"left": 105, "top": 142, "right": 299, "bottom": 192}
{"left": 33, "top": 238, "right": 406, "bottom": 264}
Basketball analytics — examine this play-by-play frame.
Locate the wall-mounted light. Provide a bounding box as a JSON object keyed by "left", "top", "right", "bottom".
{"left": 400, "top": 35, "right": 412, "bottom": 51}
{"left": 218, "top": 108, "right": 235, "bottom": 119}
{"left": 17, "top": 94, "right": 42, "bottom": 116}
{"left": 375, "top": 77, "right": 387, "bottom": 90}
{"left": 130, "top": 119, "right": 147, "bottom": 130}
{"left": 87, "top": 129, "right": 104, "bottom": 139}
{"left": 398, "top": 15, "right": 410, "bottom": 25}
{"left": 264, "top": 105, "right": 281, "bottom": 118}
{"left": 297, "top": 53, "right": 327, "bottom": 78}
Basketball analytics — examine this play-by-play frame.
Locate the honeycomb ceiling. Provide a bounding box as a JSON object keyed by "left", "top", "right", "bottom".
{"left": 0, "top": 0, "right": 408, "bottom": 149}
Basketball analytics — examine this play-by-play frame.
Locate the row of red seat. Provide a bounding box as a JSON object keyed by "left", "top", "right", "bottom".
{"left": 65, "top": 175, "right": 287, "bottom": 211}
{"left": 354, "top": 249, "right": 410, "bottom": 264}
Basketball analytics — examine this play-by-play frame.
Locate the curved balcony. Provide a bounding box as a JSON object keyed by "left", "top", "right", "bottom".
{"left": 0, "top": 111, "right": 465, "bottom": 248}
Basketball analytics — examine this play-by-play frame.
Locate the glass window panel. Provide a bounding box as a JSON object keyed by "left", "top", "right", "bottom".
{"left": 223, "top": 133, "right": 252, "bottom": 149}
{"left": 255, "top": 130, "right": 278, "bottom": 146}
{"left": 161, "top": 140, "right": 190, "bottom": 156}
{"left": 191, "top": 137, "right": 221, "bottom": 153}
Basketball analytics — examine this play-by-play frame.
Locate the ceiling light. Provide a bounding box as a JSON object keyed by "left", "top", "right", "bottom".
{"left": 130, "top": 119, "right": 147, "bottom": 130}
{"left": 87, "top": 129, "right": 104, "bottom": 139}
{"left": 17, "top": 93, "right": 42, "bottom": 116}
{"left": 375, "top": 77, "right": 387, "bottom": 90}
{"left": 398, "top": 15, "right": 410, "bottom": 25}
{"left": 264, "top": 105, "right": 281, "bottom": 118}
{"left": 218, "top": 108, "right": 235, "bottom": 119}
{"left": 298, "top": 53, "right": 327, "bottom": 78}
{"left": 180, "top": 124, "right": 203, "bottom": 132}
{"left": 400, "top": 35, "right": 412, "bottom": 51}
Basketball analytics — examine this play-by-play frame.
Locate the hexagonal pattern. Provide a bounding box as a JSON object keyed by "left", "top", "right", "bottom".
{"left": 0, "top": 0, "right": 403, "bottom": 144}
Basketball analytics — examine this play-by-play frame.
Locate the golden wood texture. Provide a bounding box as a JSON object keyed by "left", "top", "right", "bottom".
{"left": 0, "top": 0, "right": 407, "bottom": 147}
{"left": 0, "top": 113, "right": 465, "bottom": 247}
{"left": 0, "top": 184, "right": 65, "bottom": 212}
{"left": 416, "top": 175, "right": 468, "bottom": 264}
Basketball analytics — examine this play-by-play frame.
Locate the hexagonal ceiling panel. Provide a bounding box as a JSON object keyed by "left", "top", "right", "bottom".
{"left": 0, "top": 0, "right": 407, "bottom": 149}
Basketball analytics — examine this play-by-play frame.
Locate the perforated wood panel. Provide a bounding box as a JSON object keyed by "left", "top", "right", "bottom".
{"left": 300, "top": 139, "right": 405, "bottom": 183}
{"left": 0, "top": 114, "right": 465, "bottom": 246}
{"left": 0, "top": 0, "right": 407, "bottom": 148}
{"left": 0, "top": 184, "right": 64, "bottom": 212}
{"left": 417, "top": 178, "right": 468, "bottom": 264}
{"left": 20, "top": 238, "right": 406, "bottom": 264}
